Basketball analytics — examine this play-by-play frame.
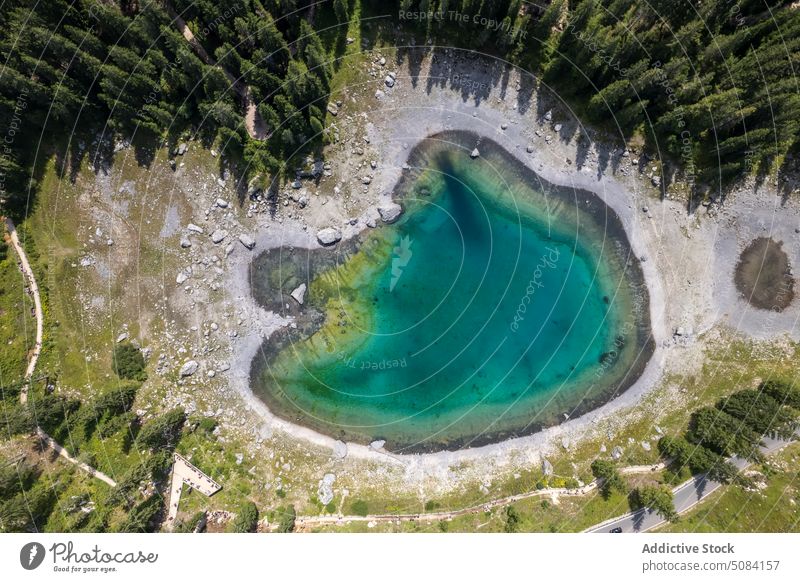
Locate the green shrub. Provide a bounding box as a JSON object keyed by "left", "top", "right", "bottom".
{"left": 0, "top": 403, "right": 34, "bottom": 437}
{"left": 174, "top": 511, "right": 207, "bottom": 533}
{"left": 118, "top": 495, "right": 162, "bottom": 532}
{"left": 717, "top": 389, "right": 798, "bottom": 439}
{"left": 761, "top": 379, "right": 800, "bottom": 410}
{"left": 591, "top": 459, "right": 626, "bottom": 499}
{"left": 198, "top": 417, "right": 218, "bottom": 434}
{"left": 276, "top": 504, "right": 296, "bottom": 533}
{"left": 687, "top": 407, "right": 763, "bottom": 461}
{"left": 229, "top": 501, "right": 259, "bottom": 532}
{"left": 112, "top": 343, "right": 146, "bottom": 381}
{"left": 135, "top": 408, "right": 185, "bottom": 451}
{"left": 504, "top": 506, "right": 521, "bottom": 533}
{"left": 629, "top": 485, "right": 678, "bottom": 523}
{"left": 349, "top": 499, "right": 369, "bottom": 517}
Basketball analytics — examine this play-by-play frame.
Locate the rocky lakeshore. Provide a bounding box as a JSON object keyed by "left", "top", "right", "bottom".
{"left": 117, "top": 47, "right": 800, "bottom": 492}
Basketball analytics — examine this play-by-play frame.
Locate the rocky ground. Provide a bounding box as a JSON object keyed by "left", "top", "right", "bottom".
{"left": 49, "top": 48, "right": 800, "bottom": 513}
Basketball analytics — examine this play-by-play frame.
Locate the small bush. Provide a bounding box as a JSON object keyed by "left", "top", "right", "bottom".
{"left": 591, "top": 459, "right": 627, "bottom": 499}
{"left": 629, "top": 485, "right": 678, "bottom": 523}
{"left": 761, "top": 379, "right": 800, "bottom": 410}
{"left": 276, "top": 504, "right": 296, "bottom": 533}
{"left": 504, "top": 506, "right": 521, "bottom": 533}
{"left": 112, "top": 343, "right": 146, "bottom": 381}
{"left": 198, "top": 417, "right": 218, "bottom": 434}
{"left": 229, "top": 501, "right": 259, "bottom": 532}
{"left": 117, "top": 495, "right": 162, "bottom": 532}
{"left": 349, "top": 499, "right": 369, "bottom": 517}
{"left": 174, "top": 511, "right": 207, "bottom": 533}
{"left": 135, "top": 408, "right": 185, "bottom": 451}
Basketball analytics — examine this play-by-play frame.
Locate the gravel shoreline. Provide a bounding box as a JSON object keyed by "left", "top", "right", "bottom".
{"left": 224, "top": 50, "right": 800, "bottom": 471}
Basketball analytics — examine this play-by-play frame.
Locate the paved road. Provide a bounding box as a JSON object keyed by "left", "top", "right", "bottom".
{"left": 586, "top": 436, "right": 790, "bottom": 533}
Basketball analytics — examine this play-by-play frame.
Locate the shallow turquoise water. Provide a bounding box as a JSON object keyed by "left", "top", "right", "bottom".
{"left": 252, "top": 133, "right": 652, "bottom": 451}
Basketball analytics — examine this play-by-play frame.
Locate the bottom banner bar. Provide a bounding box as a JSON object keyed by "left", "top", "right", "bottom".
{"left": 1, "top": 533, "right": 799, "bottom": 582}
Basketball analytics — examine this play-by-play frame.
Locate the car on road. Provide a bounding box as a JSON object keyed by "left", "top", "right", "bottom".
{"left": 610, "top": 527, "right": 623, "bottom": 533}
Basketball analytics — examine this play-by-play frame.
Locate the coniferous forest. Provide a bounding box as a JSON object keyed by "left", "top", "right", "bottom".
{"left": 1, "top": 0, "right": 799, "bottom": 219}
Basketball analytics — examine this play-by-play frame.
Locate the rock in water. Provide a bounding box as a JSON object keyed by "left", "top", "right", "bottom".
{"left": 179, "top": 360, "right": 199, "bottom": 377}
{"left": 378, "top": 203, "right": 402, "bottom": 224}
{"left": 238, "top": 234, "right": 256, "bottom": 250}
{"left": 470, "top": 148, "right": 480, "bottom": 159}
{"left": 369, "top": 439, "right": 386, "bottom": 451}
{"left": 290, "top": 283, "right": 307, "bottom": 305}
{"left": 316, "top": 227, "right": 342, "bottom": 246}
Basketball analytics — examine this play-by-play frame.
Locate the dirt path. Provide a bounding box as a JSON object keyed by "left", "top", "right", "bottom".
{"left": 295, "top": 463, "right": 666, "bottom": 530}
{"left": 164, "top": 2, "right": 267, "bottom": 140}
{"left": 4, "top": 218, "right": 43, "bottom": 405}
{"left": 4, "top": 217, "right": 117, "bottom": 488}
{"left": 296, "top": 483, "right": 597, "bottom": 530}
{"left": 35, "top": 428, "right": 117, "bottom": 487}
{"left": 298, "top": 442, "right": 789, "bottom": 532}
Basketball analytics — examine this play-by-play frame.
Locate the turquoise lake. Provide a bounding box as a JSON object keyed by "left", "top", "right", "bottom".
{"left": 250, "top": 132, "right": 653, "bottom": 452}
